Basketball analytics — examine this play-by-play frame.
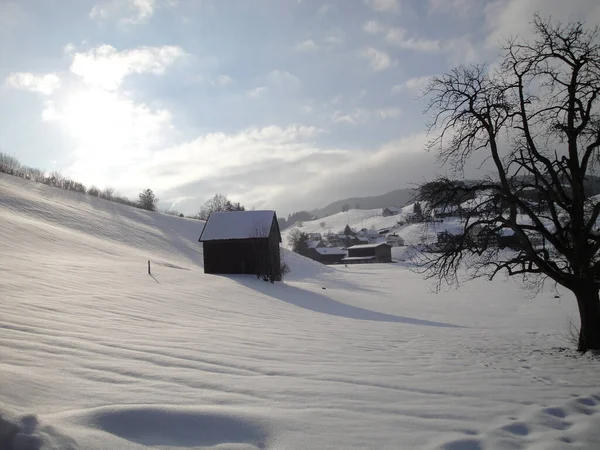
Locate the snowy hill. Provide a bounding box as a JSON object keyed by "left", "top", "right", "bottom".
{"left": 2, "top": 172, "right": 600, "bottom": 450}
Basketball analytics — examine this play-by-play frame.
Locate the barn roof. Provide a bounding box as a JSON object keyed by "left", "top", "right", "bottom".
{"left": 198, "top": 210, "right": 279, "bottom": 242}
{"left": 315, "top": 247, "right": 347, "bottom": 255}
{"left": 346, "top": 243, "right": 390, "bottom": 250}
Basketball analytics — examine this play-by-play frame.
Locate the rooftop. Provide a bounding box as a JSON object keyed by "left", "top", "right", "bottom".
{"left": 347, "top": 243, "right": 390, "bottom": 250}
{"left": 199, "top": 210, "right": 277, "bottom": 242}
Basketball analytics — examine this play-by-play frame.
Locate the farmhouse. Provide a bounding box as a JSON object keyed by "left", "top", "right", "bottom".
{"left": 386, "top": 234, "right": 404, "bottom": 247}
{"left": 382, "top": 207, "right": 401, "bottom": 217}
{"left": 198, "top": 210, "right": 282, "bottom": 281}
{"left": 342, "top": 243, "right": 392, "bottom": 264}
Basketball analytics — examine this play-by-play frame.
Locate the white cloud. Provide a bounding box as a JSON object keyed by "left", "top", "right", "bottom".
{"left": 317, "top": 4, "right": 333, "bottom": 17}
{"left": 325, "top": 29, "right": 345, "bottom": 46}
{"left": 212, "top": 74, "right": 233, "bottom": 86}
{"left": 428, "top": 0, "right": 477, "bottom": 16}
{"left": 364, "top": 0, "right": 400, "bottom": 13}
{"left": 4, "top": 73, "right": 60, "bottom": 95}
{"left": 483, "top": 0, "right": 600, "bottom": 52}
{"left": 69, "top": 44, "right": 185, "bottom": 90}
{"left": 90, "top": 0, "right": 165, "bottom": 24}
{"left": 268, "top": 70, "right": 301, "bottom": 89}
{"left": 296, "top": 31, "right": 344, "bottom": 51}
{"left": 296, "top": 39, "right": 320, "bottom": 52}
{"left": 391, "top": 75, "right": 432, "bottom": 94}
{"left": 364, "top": 22, "right": 442, "bottom": 53}
{"left": 246, "top": 87, "right": 267, "bottom": 98}
{"left": 359, "top": 47, "right": 394, "bottom": 72}
{"left": 363, "top": 20, "right": 387, "bottom": 35}
{"left": 331, "top": 107, "right": 401, "bottom": 126}
{"left": 59, "top": 89, "right": 172, "bottom": 187}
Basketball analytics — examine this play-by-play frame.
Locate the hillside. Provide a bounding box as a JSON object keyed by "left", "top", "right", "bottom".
{"left": 310, "top": 188, "right": 415, "bottom": 218}
{"left": 2, "top": 172, "right": 600, "bottom": 450}
{"left": 281, "top": 204, "right": 463, "bottom": 250}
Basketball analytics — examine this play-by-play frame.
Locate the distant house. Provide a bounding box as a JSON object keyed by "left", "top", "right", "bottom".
{"left": 198, "top": 210, "right": 282, "bottom": 281}
{"left": 342, "top": 243, "right": 392, "bottom": 264}
{"left": 307, "top": 240, "right": 325, "bottom": 249}
{"left": 386, "top": 234, "right": 404, "bottom": 247}
{"left": 382, "top": 207, "right": 401, "bottom": 217}
{"left": 305, "top": 247, "right": 347, "bottom": 265}
{"left": 309, "top": 233, "right": 322, "bottom": 241}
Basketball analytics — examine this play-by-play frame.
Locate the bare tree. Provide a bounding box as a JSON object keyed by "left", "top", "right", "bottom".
{"left": 420, "top": 16, "right": 600, "bottom": 351}
{"left": 199, "top": 193, "right": 245, "bottom": 219}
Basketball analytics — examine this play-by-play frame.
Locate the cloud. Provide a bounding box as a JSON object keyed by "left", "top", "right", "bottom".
{"left": 212, "top": 74, "right": 233, "bottom": 86}
{"left": 324, "top": 29, "right": 345, "bottom": 46}
{"left": 4, "top": 73, "right": 60, "bottom": 95}
{"left": 331, "top": 107, "right": 401, "bottom": 126}
{"left": 296, "top": 31, "right": 344, "bottom": 51}
{"left": 317, "top": 4, "right": 333, "bottom": 17}
{"left": 141, "top": 126, "right": 434, "bottom": 215}
{"left": 69, "top": 44, "right": 186, "bottom": 90}
{"left": 58, "top": 89, "right": 172, "bottom": 186}
{"left": 483, "top": 0, "right": 600, "bottom": 52}
{"left": 391, "top": 75, "right": 432, "bottom": 94}
{"left": 296, "top": 39, "right": 320, "bottom": 51}
{"left": 246, "top": 87, "right": 267, "bottom": 98}
{"left": 364, "top": 0, "right": 400, "bottom": 13}
{"left": 267, "top": 70, "right": 301, "bottom": 89}
{"left": 359, "top": 47, "right": 394, "bottom": 71}
{"left": 363, "top": 21, "right": 442, "bottom": 52}
{"left": 89, "top": 0, "right": 171, "bottom": 24}
{"left": 428, "top": 0, "right": 477, "bottom": 16}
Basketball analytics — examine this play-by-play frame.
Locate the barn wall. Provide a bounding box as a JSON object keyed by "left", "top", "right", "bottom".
{"left": 203, "top": 237, "right": 281, "bottom": 280}
{"left": 348, "top": 247, "right": 376, "bottom": 258}
{"left": 268, "top": 223, "right": 282, "bottom": 281}
{"left": 375, "top": 245, "right": 392, "bottom": 263}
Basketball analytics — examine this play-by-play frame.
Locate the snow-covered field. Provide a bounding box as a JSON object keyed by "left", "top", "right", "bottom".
{"left": 1, "top": 172, "right": 600, "bottom": 450}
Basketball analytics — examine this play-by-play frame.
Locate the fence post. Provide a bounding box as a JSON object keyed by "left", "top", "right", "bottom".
{"left": 148, "top": 260, "right": 151, "bottom": 275}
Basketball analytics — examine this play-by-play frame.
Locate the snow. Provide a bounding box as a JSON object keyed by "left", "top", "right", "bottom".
{"left": 315, "top": 247, "right": 347, "bottom": 255}
{"left": 1, "top": 172, "right": 600, "bottom": 450}
{"left": 199, "top": 210, "right": 276, "bottom": 241}
{"left": 347, "top": 243, "right": 390, "bottom": 250}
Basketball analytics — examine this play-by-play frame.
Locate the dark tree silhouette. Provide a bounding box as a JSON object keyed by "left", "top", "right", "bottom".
{"left": 420, "top": 16, "right": 600, "bottom": 351}
{"left": 138, "top": 188, "right": 159, "bottom": 211}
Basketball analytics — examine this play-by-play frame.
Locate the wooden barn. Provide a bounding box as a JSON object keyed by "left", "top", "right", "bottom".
{"left": 198, "top": 210, "right": 282, "bottom": 281}
{"left": 304, "top": 247, "right": 347, "bottom": 265}
{"left": 342, "top": 243, "right": 392, "bottom": 264}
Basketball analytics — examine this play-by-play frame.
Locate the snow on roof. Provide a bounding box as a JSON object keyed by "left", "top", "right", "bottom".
{"left": 307, "top": 240, "right": 322, "bottom": 249}
{"left": 199, "top": 210, "right": 277, "bottom": 241}
{"left": 347, "top": 243, "right": 390, "bottom": 250}
{"left": 315, "top": 247, "right": 347, "bottom": 255}
{"left": 342, "top": 256, "right": 376, "bottom": 261}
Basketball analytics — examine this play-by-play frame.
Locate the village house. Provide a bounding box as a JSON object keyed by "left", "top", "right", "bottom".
{"left": 382, "top": 207, "right": 401, "bottom": 217}
{"left": 342, "top": 243, "right": 392, "bottom": 264}
{"left": 386, "top": 234, "right": 404, "bottom": 247}
{"left": 198, "top": 210, "right": 282, "bottom": 281}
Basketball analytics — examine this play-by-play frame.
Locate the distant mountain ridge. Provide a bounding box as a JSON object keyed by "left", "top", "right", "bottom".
{"left": 311, "top": 188, "right": 416, "bottom": 218}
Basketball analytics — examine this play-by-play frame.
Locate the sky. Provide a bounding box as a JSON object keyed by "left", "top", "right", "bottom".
{"left": 1, "top": 0, "right": 599, "bottom": 216}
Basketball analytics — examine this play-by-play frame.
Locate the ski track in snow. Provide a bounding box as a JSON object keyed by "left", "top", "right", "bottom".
{"left": 1, "top": 173, "right": 600, "bottom": 449}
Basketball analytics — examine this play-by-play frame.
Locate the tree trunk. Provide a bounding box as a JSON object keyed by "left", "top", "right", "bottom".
{"left": 575, "top": 285, "right": 600, "bottom": 352}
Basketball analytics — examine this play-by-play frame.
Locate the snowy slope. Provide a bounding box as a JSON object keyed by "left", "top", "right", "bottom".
{"left": 2, "top": 172, "right": 600, "bottom": 450}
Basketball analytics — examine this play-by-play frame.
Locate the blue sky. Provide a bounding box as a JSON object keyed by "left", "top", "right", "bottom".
{"left": 1, "top": 0, "right": 599, "bottom": 215}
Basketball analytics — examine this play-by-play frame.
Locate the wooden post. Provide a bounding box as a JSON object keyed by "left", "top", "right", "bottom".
{"left": 148, "top": 260, "right": 151, "bottom": 275}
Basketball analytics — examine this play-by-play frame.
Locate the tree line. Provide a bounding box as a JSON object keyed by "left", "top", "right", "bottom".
{"left": 0, "top": 152, "right": 159, "bottom": 211}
